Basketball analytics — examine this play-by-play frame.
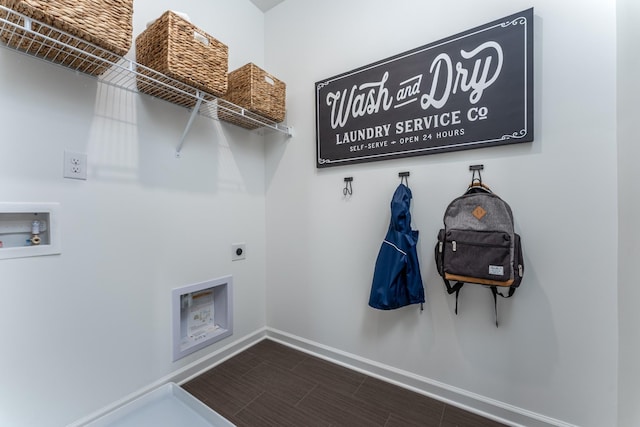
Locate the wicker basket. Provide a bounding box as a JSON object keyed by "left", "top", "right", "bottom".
{"left": 0, "top": 0, "right": 133, "bottom": 75}
{"left": 136, "top": 10, "right": 228, "bottom": 103}
{"left": 219, "top": 63, "right": 286, "bottom": 129}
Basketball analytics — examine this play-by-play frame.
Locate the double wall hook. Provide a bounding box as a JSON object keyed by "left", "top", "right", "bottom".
{"left": 399, "top": 171, "right": 410, "bottom": 187}
{"left": 343, "top": 177, "right": 353, "bottom": 196}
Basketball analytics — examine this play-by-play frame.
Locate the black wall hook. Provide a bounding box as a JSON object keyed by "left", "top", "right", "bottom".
{"left": 399, "top": 171, "right": 410, "bottom": 187}
{"left": 343, "top": 177, "right": 353, "bottom": 196}
{"left": 469, "top": 164, "right": 484, "bottom": 186}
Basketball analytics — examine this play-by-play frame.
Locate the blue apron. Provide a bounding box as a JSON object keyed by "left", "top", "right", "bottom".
{"left": 369, "top": 184, "right": 425, "bottom": 310}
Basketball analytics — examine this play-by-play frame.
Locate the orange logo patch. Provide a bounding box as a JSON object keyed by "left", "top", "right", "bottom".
{"left": 472, "top": 206, "right": 487, "bottom": 220}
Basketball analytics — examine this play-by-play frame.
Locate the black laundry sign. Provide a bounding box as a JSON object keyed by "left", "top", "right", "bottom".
{"left": 315, "top": 8, "right": 534, "bottom": 168}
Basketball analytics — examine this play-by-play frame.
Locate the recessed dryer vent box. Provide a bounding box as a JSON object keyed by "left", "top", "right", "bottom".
{"left": 0, "top": 203, "right": 61, "bottom": 260}
{"left": 172, "top": 275, "right": 233, "bottom": 361}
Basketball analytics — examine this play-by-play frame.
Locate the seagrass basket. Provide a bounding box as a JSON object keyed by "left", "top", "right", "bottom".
{"left": 0, "top": 0, "right": 133, "bottom": 75}
{"left": 219, "top": 63, "right": 286, "bottom": 129}
{"left": 136, "top": 10, "right": 228, "bottom": 103}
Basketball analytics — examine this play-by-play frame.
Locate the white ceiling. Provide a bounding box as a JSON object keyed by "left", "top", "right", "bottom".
{"left": 250, "top": 0, "right": 285, "bottom": 12}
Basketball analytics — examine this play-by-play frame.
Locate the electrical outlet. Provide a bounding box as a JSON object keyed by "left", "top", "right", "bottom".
{"left": 232, "top": 243, "right": 246, "bottom": 261}
{"left": 63, "top": 150, "right": 87, "bottom": 180}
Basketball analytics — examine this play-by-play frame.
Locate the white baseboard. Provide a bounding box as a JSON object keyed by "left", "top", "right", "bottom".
{"left": 265, "top": 327, "right": 577, "bottom": 427}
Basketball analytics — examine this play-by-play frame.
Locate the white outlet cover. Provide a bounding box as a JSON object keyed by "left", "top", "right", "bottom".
{"left": 63, "top": 150, "right": 87, "bottom": 180}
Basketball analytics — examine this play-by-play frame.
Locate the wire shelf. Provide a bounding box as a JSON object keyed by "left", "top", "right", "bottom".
{"left": 0, "top": 5, "right": 292, "bottom": 138}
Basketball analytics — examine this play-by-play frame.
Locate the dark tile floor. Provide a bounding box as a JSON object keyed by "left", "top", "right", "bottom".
{"left": 182, "top": 339, "right": 507, "bottom": 427}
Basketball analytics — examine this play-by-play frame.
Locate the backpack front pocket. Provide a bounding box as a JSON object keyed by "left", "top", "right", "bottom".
{"left": 443, "top": 229, "right": 512, "bottom": 285}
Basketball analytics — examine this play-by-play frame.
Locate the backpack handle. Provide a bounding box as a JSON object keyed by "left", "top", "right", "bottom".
{"left": 466, "top": 182, "right": 492, "bottom": 194}
{"left": 468, "top": 165, "right": 491, "bottom": 193}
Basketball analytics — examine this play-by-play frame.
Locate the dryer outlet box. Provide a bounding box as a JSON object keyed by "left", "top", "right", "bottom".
{"left": 231, "top": 243, "right": 246, "bottom": 261}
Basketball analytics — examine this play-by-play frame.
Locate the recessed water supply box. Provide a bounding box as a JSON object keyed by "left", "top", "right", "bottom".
{"left": 172, "top": 275, "right": 233, "bottom": 361}
{"left": 0, "top": 203, "right": 61, "bottom": 260}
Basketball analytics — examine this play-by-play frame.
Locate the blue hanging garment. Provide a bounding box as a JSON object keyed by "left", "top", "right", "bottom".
{"left": 369, "top": 184, "right": 425, "bottom": 310}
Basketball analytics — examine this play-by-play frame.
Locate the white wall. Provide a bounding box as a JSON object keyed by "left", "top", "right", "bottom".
{"left": 617, "top": 0, "right": 640, "bottom": 426}
{"left": 0, "top": 1, "right": 268, "bottom": 426}
{"left": 265, "top": 1, "right": 618, "bottom": 426}
{"left": 0, "top": 1, "right": 628, "bottom": 426}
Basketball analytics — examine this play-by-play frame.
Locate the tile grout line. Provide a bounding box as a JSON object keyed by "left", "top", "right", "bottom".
{"left": 290, "top": 352, "right": 311, "bottom": 371}
{"left": 352, "top": 376, "right": 393, "bottom": 427}
{"left": 231, "top": 349, "right": 269, "bottom": 418}
{"left": 351, "top": 374, "right": 367, "bottom": 398}
{"left": 231, "top": 390, "right": 266, "bottom": 418}
{"left": 438, "top": 403, "right": 446, "bottom": 427}
{"left": 293, "top": 383, "right": 319, "bottom": 408}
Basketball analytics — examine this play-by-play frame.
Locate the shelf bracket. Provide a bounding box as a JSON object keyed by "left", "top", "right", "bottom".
{"left": 176, "top": 92, "right": 205, "bottom": 158}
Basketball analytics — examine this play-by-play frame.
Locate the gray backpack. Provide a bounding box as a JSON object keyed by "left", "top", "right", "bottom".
{"left": 435, "top": 181, "right": 524, "bottom": 326}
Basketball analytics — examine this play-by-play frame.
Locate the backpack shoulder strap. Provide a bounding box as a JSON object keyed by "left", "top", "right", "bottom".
{"left": 442, "top": 278, "right": 464, "bottom": 314}
{"left": 490, "top": 286, "right": 517, "bottom": 327}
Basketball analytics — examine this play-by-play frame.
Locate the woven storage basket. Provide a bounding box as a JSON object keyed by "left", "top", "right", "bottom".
{"left": 0, "top": 0, "right": 133, "bottom": 75}
{"left": 219, "top": 63, "right": 286, "bottom": 129}
{"left": 136, "top": 10, "right": 228, "bottom": 103}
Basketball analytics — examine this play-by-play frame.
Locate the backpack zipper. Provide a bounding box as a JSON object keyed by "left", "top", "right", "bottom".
{"left": 450, "top": 238, "right": 509, "bottom": 252}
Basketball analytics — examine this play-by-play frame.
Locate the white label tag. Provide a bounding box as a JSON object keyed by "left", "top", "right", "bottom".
{"left": 489, "top": 265, "right": 504, "bottom": 276}
{"left": 264, "top": 75, "right": 275, "bottom": 86}
{"left": 193, "top": 31, "right": 209, "bottom": 46}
